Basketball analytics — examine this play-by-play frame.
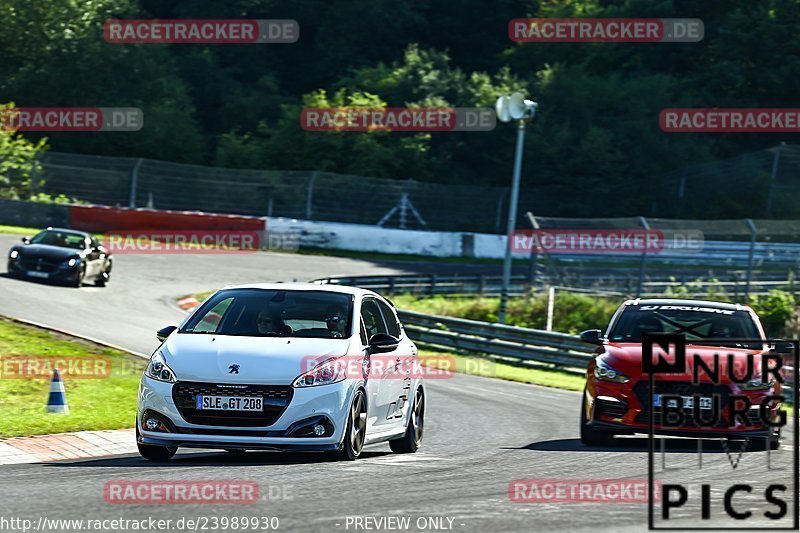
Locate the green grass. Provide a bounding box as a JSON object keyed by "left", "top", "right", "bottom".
{"left": 0, "top": 224, "right": 41, "bottom": 236}
{"left": 0, "top": 317, "right": 146, "bottom": 438}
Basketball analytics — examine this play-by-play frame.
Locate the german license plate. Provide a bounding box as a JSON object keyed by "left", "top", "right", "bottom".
{"left": 27, "top": 271, "right": 49, "bottom": 278}
{"left": 196, "top": 395, "right": 263, "bottom": 411}
{"left": 653, "top": 394, "right": 712, "bottom": 409}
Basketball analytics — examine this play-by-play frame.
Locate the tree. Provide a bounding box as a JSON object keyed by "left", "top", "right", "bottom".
{"left": 0, "top": 104, "right": 49, "bottom": 200}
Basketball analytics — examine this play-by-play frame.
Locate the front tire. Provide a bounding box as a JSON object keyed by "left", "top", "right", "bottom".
{"left": 338, "top": 389, "right": 367, "bottom": 461}
{"left": 390, "top": 387, "right": 424, "bottom": 453}
{"left": 95, "top": 261, "right": 111, "bottom": 287}
{"left": 580, "top": 390, "right": 614, "bottom": 446}
{"left": 137, "top": 429, "right": 177, "bottom": 461}
{"left": 72, "top": 264, "right": 85, "bottom": 288}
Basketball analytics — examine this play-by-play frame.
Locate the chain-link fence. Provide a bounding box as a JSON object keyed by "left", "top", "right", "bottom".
{"left": 526, "top": 214, "right": 800, "bottom": 298}
{"left": 34, "top": 152, "right": 519, "bottom": 233}
{"left": 31, "top": 144, "right": 800, "bottom": 233}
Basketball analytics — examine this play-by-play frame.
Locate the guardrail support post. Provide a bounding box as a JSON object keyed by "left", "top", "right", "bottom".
{"left": 306, "top": 172, "right": 318, "bottom": 220}
{"left": 744, "top": 218, "right": 757, "bottom": 298}
{"left": 546, "top": 286, "right": 555, "bottom": 331}
{"left": 129, "top": 158, "right": 143, "bottom": 208}
{"left": 765, "top": 143, "right": 784, "bottom": 217}
{"left": 636, "top": 216, "right": 650, "bottom": 298}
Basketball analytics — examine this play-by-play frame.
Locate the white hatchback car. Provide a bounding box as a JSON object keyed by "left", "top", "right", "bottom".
{"left": 137, "top": 283, "right": 425, "bottom": 461}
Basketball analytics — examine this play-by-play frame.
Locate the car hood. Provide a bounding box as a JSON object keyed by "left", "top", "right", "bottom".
{"left": 604, "top": 342, "right": 768, "bottom": 383}
{"left": 161, "top": 333, "right": 352, "bottom": 385}
{"left": 14, "top": 244, "right": 82, "bottom": 262}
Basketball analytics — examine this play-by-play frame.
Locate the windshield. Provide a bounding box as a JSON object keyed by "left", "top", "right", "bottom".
{"left": 609, "top": 305, "right": 762, "bottom": 343}
{"left": 180, "top": 288, "right": 353, "bottom": 339}
{"left": 30, "top": 230, "right": 87, "bottom": 250}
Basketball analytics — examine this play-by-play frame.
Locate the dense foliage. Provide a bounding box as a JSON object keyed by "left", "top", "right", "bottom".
{"left": 1, "top": 0, "right": 798, "bottom": 216}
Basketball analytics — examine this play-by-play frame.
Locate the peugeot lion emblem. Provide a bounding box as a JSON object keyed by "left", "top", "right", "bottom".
{"left": 228, "top": 364, "right": 240, "bottom": 374}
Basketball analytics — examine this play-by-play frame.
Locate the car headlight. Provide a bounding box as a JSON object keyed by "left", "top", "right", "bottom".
{"left": 146, "top": 352, "right": 177, "bottom": 383}
{"left": 59, "top": 257, "right": 80, "bottom": 268}
{"left": 293, "top": 356, "right": 347, "bottom": 388}
{"left": 594, "top": 358, "right": 630, "bottom": 383}
{"left": 9, "top": 250, "right": 19, "bottom": 260}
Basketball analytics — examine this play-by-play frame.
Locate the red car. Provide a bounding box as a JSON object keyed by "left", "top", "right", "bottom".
{"left": 579, "top": 298, "right": 786, "bottom": 449}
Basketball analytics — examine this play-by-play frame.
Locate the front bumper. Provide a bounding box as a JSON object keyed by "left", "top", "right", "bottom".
{"left": 8, "top": 261, "right": 80, "bottom": 282}
{"left": 585, "top": 375, "right": 782, "bottom": 438}
{"left": 137, "top": 375, "right": 357, "bottom": 450}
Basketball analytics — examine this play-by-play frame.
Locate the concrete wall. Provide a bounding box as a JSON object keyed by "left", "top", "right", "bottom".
{"left": 0, "top": 201, "right": 510, "bottom": 258}
{"left": 267, "top": 217, "right": 509, "bottom": 258}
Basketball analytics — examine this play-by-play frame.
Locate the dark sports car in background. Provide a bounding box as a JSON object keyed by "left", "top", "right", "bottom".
{"left": 7, "top": 227, "right": 112, "bottom": 288}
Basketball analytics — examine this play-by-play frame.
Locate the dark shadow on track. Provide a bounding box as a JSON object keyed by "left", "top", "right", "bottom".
{"left": 44, "top": 449, "right": 394, "bottom": 467}
{"left": 514, "top": 437, "right": 766, "bottom": 453}
{"left": 0, "top": 271, "right": 77, "bottom": 288}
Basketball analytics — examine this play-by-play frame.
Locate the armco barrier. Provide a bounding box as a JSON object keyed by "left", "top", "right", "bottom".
{"left": 70, "top": 205, "right": 266, "bottom": 232}
{"left": 397, "top": 309, "right": 596, "bottom": 370}
{"left": 396, "top": 309, "right": 795, "bottom": 402}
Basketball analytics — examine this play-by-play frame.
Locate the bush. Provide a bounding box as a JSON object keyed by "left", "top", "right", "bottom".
{"left": 748, "top": 291, "right": 797, "bottom": 338}
{"left": 392, "top": 290, "right": 619, "bottom": 333}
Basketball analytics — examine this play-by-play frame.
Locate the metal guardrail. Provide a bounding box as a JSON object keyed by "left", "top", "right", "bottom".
{"left": 396, "top": 309, "right": 795, "bottom": 402}
{"left": 314, "top": 276, "right": 796, "bottom": 401}
{"left": 314, "top": 274, "right": 533, "bottom": 296}
{"left": 397, "top": 309, "right": 595, "bottom": 370}
{"left": 313, "top": 272, "right": 799, "bottom": 298}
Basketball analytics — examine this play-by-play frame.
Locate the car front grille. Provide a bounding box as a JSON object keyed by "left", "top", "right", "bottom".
{"left": 632, "top": 380, "right": 733, "bottom": 428}
{"left": 172, "top": 381, "right": 293, "bottom": 427}
{"left": 19, "top": 258, "right": 60, "bottom": 273}
{"left": 633, "top": 381, "right": 731, "bottom": 407}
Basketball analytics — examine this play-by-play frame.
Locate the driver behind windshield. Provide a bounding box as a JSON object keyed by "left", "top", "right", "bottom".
{"left": 324, "top": 306, "right": 347, "bottom": 338}
{"left": 256, "top": 310, "right": 291, "bottom": 335}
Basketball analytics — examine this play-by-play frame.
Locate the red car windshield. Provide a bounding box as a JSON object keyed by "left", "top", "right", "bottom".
{"left": 608, "top": 305, "right": 762, "bottom": 343}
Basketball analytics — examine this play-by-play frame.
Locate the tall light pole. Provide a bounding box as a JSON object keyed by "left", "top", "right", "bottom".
{"left": 496, "top": 93, "right": 537, "bottom": 324}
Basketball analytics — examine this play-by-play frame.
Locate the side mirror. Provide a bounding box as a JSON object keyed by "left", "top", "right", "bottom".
{"left": 368, "top": 333, "right": 399, "bottom": 354}
{"left": 157, "top": 325, "right": 177, "bottom": 342}
{"left": 580, "top": 329, "right": 604, "bottom": 346}
{"left": 21, "top": 236, "right": 30, "bottom": 244}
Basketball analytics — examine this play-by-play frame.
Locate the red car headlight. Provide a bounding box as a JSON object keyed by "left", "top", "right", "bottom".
{"left": 594, "top": 358, "right": 630, "bottom": 384}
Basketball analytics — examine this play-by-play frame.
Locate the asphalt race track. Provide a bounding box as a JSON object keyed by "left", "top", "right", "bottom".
{"left": 0, "top": 233, "right": 796, "bottom": 532}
